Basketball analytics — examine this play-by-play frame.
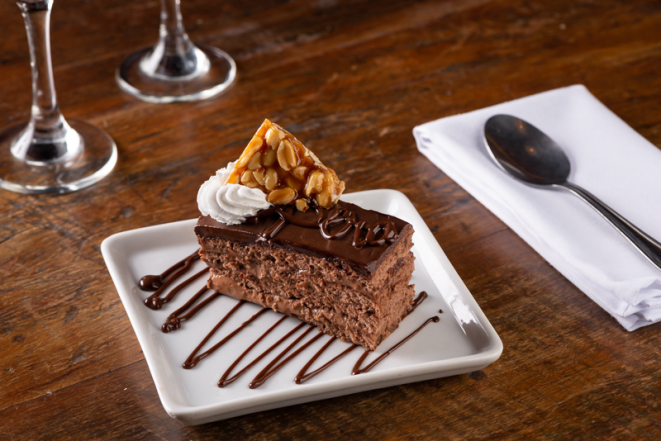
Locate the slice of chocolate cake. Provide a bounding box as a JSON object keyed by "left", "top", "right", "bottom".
{"left": 195, "top": 120, "right": 415, "bottom": 351}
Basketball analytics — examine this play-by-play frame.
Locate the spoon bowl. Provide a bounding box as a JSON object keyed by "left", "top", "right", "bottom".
{"left": 483, "top": 114, "right": 661, "bottom": 271}
{"left": 484, "top": 114, "right": 570, "bottom": 185}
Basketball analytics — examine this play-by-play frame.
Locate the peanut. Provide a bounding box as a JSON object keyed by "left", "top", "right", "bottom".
{"left": 253, "top": 169, "right": 266, "bottom": 185}
{"left": 305, "top": 169, "right": 325, "bottom": 197}
{"left": 265, "top": 168, "right": 279, "bottom": 191}
{"left": 295, "top": 198, "right": 309, "bottom": 212}
{"left": 236, "top": 137, "right": 263, "bottom": 169}
{"left": 240, "top": 170, "right": 254, "bottom": 185}
{"left": 285, "top": 175, "right": 301, "bottom": 190}
{"left": 315, "top": 188, "right": 331, "bottom": 208}
{"left": 263, "top": 148, "right": 277, "bottom": 167}
{"left": 291, "top": 165, "right": 307, "bottom": 180}
{"left": 266, "top": 127, "right": 284, "bottom": 149}
{"left": 268, "top": 187, "right": 296, "bottom": 205}
{"left": 277, "top": 140, "right": 298, "bottom": 171}
{"left": 247, "top": 151, "right": 262, "bottom": 170}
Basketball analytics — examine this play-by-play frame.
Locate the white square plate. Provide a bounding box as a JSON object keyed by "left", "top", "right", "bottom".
{"left": 101, "top": 189, "right": 503, "bottom": 425}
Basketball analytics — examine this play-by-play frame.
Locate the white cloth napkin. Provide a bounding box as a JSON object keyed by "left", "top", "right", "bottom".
{"left": 414, "top": 85, "right": 661, "bottom": 331}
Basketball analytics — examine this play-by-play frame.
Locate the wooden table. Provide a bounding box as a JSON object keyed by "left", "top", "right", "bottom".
{"left": 2, "top": 0, "right": 660, "bottom": 439}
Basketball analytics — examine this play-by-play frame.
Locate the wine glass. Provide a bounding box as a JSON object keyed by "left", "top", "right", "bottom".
{"left": 0, "top": 0, "right": 117, "bottom": 195}
{"left": 116, "top": 0, "right": 237, "bottom": 103}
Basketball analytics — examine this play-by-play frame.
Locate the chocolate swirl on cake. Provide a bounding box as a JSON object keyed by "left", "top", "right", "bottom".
{"left": 247, "top": 204, "right": 400, "bottom": 251}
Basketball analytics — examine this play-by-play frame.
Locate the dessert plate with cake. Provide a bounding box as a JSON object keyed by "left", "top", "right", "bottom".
{"left": 102, "top": 121, "right": 503, "bottom": 425}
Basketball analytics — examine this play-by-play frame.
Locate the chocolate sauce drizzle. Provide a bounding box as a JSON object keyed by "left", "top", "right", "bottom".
{"left": 140, "top": 254, "right": 439, "bottom": 388}
{"left": 218, "top": 316, "right": 290, "bottom": 387}
{"left": 183, "top": 303, "right": 269, "bottom": 369}
{"left": 139, "top": 249, "right": 200, "bottom": 291}
{"left": 253, "top": 205, "right": 399, "bottom": 249}
{"left": 295, "top": 338, "right": 358, "bottom": 384}
{"left": 406, "top": 291, "right": 428, "bottom": 317}
{"left": 162, "top": 287, "right": 220, "bottom": 333}
{"left": 139, "top": 250, "right": 205, "bottom": 310}
{"left": 249, "top": 326, "right": 323, "bottom": 389}
{"left": 351, "top": 316, "right": 440, "bottom": 376}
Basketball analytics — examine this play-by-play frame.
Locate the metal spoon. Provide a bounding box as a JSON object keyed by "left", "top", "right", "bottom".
{"left": 484, "top": 114, "right": 661, "bottom": 270}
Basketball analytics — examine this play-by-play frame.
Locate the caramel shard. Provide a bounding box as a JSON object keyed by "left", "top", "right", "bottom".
{"left": 227, "top": 119, "right": 345, "bottom": 209}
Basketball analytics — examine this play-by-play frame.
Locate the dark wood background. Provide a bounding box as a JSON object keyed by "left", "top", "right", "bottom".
{"left": 1, "top": 0, "right": 660, "bottom": 439}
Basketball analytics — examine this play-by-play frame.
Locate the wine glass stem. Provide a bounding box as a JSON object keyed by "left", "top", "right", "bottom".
{"left": 161, "top": 0, "right": 192, "bottom": 55}
{"left": 18, "top": 0, "right": 68, "bottom": 141}
{"left": 139, "top": 0, "right": 208, "bottom": 79}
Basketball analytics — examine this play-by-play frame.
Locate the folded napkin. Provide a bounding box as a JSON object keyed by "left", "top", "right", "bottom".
{"left": 414, "top": 85, "right": 661, "bottom": 331}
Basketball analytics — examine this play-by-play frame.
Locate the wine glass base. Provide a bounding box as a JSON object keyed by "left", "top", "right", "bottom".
{"left": 0, "top": 120, "right": 118, "bottom": 195}
{"left": 116, "top": 45, "right": 237, "bottom": 103}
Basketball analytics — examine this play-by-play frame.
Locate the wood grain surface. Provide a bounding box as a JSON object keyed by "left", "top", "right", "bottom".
{"left": 1, "top": 0, "right": 661, "bottom": 439}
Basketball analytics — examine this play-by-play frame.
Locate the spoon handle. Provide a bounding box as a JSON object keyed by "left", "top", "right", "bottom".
{"left": 559, "top": 181, "right": 661, "bottom": 270}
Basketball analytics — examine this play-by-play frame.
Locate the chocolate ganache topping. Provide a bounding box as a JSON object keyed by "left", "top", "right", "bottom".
{"left": 195, "top": 200, "right": 411, "bottom": 275}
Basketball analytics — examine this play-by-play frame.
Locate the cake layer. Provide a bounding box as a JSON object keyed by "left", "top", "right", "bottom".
{"left": 195, "top": 200, "right": 416, "bottom": 350}
{"left": 199, "top": 236, "right": 414, "bottom": 309}
{"left": 209, "top": 272, "right": 414, "bottom": 350}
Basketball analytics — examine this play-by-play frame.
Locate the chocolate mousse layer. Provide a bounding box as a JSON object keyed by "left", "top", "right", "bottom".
{"left": 195, "top": 201, "right": 415, "bottom": 351}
